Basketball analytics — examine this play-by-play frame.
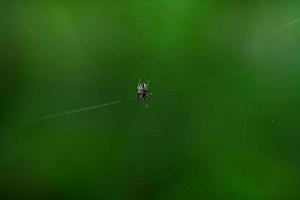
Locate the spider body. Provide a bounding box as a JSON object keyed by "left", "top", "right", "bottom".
{"left": 137, "top": 80, "right": 150, "bottom": 100}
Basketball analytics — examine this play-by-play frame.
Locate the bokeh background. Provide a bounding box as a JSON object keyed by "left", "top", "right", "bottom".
{"left": 1, "top": 1, "right": 300, "bottom": 199}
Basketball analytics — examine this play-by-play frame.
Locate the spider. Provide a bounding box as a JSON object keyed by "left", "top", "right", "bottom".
{"left": 137, "top": 79, "right": 150, "bottom": 100}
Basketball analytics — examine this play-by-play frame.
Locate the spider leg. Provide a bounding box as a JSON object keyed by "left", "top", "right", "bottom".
{"left": 137, "top": 79, "right": 142, "bottom": 86}
{"left": 137, "top": 92, "right": 143, "bottom": 100}
{"left": 147, "top": 80, "right": 150, "bottom": 87}
{"left": 143, "top": 93, "right": 149, "bottom": 101}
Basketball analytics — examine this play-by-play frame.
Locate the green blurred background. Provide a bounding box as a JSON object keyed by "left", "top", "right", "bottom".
{"left": 1, "top": 1, "right": 300, "bottom": 199}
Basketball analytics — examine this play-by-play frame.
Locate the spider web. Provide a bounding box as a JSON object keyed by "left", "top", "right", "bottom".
{"left": 25, "top": 88, "right": 177, "bottom": 123}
